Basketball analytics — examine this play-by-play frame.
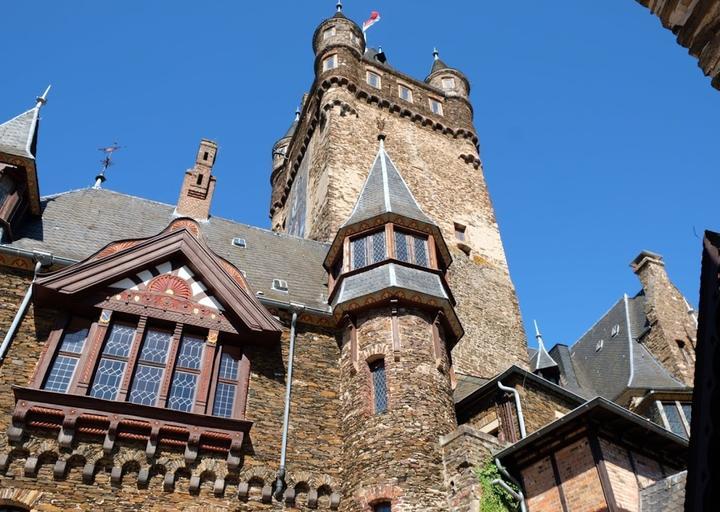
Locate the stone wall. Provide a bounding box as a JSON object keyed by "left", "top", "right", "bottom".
{"left": 635, "top": 0, "right": 720, "bottom": 91}
{"left": 339, "top": 307, "right": 456, "bottom": 511}
{"left": 0, "top": 267, "right": 343, "bottom": 511}
{"left": 271, "top": 26, "right": 529, "bottom": 379}
{"left": 515, "top": 378, "right": 579, "bottom": 435}
{"left": 439, "top": 425, "right": 504, "bottom": 512}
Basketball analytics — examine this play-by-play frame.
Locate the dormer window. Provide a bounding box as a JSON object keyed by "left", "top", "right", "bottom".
{"left": 441, "top": 77, "right": 456, "bottom": 90}
{"left": 323, "top": 54, "right": 338, "bottom": 71}
{"left": 350, "top": 230, "right": 386, "bottom": 270}
{"left": 367, "top": 70, "right": 382, "bottom": 89}
{"left": 429, "top": 98, "right": 443, "bottom": 115}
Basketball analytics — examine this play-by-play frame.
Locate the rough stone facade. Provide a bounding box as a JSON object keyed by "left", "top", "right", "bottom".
{"left": 631, "top": 252, "right": 697, "bottom": 385}
{"left": 635, "top": 0, "right": 720, "bottom": 91}
{"left": 338, "top": 308, "right": 456, "bottom": 511}
{"left": 269, "top": 14, "right": 528, "bottom": 379}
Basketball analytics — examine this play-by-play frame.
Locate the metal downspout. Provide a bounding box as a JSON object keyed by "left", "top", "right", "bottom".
{"left": 498, "top": 380, "right": 527, "bottom": 439}
{"left": 0, "top": 256, "right": 49, "bottom": 362}
{"left": 494, "top": 458, "right": 528, "bottom": 512}
{"left": 273, "top": 306, "right": 303, "bottom": 500}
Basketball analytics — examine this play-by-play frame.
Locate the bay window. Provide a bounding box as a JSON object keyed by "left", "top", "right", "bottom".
{"left": 351, "top": 230, "right": 386, "bottom": 270}
{"left": 42, "top": 320, "right": 90, "bottom": 393}
{"left": 394, "top": 230, "right": 429, "bottom": 267}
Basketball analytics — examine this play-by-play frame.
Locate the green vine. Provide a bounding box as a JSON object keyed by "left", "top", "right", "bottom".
{"left": 476, "top": 458, "right": 519, "bottom": 512}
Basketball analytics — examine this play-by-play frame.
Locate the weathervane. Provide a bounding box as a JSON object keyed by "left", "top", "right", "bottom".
{"left": 94, "top": 142, "right": 122, "bottom": 189}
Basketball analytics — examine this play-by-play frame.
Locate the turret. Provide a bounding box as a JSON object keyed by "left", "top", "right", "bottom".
{"left": 328, "top": 129, "right": 461, "bottom": 510}
{"left": 272, "top": 109, "right": 299, "bottom": 174}
{"left": 175, "top": 139, "right": 218, "bottom": 221}
{"left": 312, "top": 2, "right": 365, "bottom": 76}
{"left": 425, "top": 48, "right": 470, "bottom": 99}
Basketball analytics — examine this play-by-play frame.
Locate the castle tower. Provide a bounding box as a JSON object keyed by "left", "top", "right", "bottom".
{"left": 269, "top": 9, "right": 528, "bottom": 378}
{"left": 326, "top": 132, "right": 460, "bottom": 511}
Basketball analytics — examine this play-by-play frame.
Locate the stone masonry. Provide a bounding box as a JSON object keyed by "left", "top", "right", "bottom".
{"left": 269, "top": 13, "right": 528, "bottom": 379}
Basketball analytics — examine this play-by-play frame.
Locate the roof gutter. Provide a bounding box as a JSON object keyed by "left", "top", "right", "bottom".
{"left": 0, "top": 244, "right": 76, "bottom": 267}
{"left": 273, "top": 304, "right": 304, "bottom": 501}
{"left": 0, "top": 250, "right": 54, "bottom": 362}
{"left": 624, "top": 293, "right": 635, "bottom": 387}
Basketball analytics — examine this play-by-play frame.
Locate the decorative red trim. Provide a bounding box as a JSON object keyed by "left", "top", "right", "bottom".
{"left": 75, "top": 310, "right": 111, "bottom": 393}
{"left": 29, "top": 314, "right": 67, "bottom": 389}
{"left": 194, "top": 332, "right": 217, "bottom": 414}
{"left": 158, "top": 323, "right": 184, "bottom": 405}
{"left": 118, "top": 317, "right": 147, "bottom": 401}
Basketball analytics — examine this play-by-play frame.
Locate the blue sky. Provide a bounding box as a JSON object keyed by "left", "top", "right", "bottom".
{"left": 2, "top": 1, "right": 717, "bottom": 349}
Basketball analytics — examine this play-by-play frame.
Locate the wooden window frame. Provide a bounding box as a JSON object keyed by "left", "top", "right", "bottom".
{"left": 397, "top": 83, "right": 413, "bottom": 103}
{"left": 40, "top": 317, "right": 92, "bottom": 393}
{"left": 207, "top": 344, "right": 250, "bottom": 419}
{"left": 349, "top": 229, "right": 386, "bottom": 270}
{"left": 366, "top": 70, "right": 382, "bottom": 89}
{"left": 393, "top": 228, "right": 430, "bottom": 267}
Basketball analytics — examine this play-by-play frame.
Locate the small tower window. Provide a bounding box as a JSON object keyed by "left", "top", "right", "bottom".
{"left": 196, "top": 174, "right": 204, "bottom": 186}
{"left": 203, "top": 151, "right": 209, "bottom": 161}
{"left": 429, "top": 98, "right": 443, "bottom": 115}
{"left": 398, "top": 84, "right": 413, "bottom": 102}
{"left": 323, "top": 27, "right": 336, "bottom": 40}
{"left": 367, "top": 70, "right": 381, "bottom": 89}
{"left": 350, "top": 231, "right": 386, "bottom": 270}
{"left": 323, "top": 54, "right": 338, "bottom": 71}
{"left": 373, "top": 502, "right": 392, "bottom": 512}
{"left": 370, "top": 359, "right": 388, "bottom": 414}
{"left": 441, "top": 77, "right": 456, "bottom": 90}
{"left": 454, "top": 223, "right": 466, "bottom": 241}
{"left": 394, "top": 230, "right": 429, "bottom": 267}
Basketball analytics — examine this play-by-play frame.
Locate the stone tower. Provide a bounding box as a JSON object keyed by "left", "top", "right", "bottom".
{"left": 175, "top": 138, "right": 218, "bottom": 221}
{"left": 269, "top": 7, "right": 528, "bottom": 379}
{"left": 325, "top": 132, "right": 461, "bottom": 511}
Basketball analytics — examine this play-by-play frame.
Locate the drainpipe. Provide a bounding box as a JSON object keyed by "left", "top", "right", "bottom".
{"left": 273, "top": 305, "right": 303, "bottom": 500}
{"left": 493, "top": 458, "right": 527, "bottom": 512}
{"left": 498, "top": 380, "right": 526, "bottom": 439}
{"left": 0, "top": 251, "right": 54, "bottom": 362}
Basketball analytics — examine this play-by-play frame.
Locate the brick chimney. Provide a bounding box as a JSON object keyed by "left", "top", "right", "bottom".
{"left": 175, "top": 139, "right": 218, "bottom": 221}
{"left": 630, "top": 250, "right": 696, "bottom": 385}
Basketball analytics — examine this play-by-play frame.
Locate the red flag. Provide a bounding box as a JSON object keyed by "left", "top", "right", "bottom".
{"left": 363, "top": 11, "right": 381, "bottom": 32}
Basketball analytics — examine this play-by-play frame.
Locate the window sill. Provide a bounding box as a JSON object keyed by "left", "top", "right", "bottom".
{"left": 10, "top": 386, "right": 252, "bottom": 469}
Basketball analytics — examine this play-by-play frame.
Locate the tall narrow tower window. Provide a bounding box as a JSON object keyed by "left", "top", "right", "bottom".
{"left": 43, "top": 320, "right": 89, "bottom": 393}
{"left": 370, "top": 359, "right": 388, "bottom": 414}
{"left": 128, "top": 328, "right": 172, "bottom": 406}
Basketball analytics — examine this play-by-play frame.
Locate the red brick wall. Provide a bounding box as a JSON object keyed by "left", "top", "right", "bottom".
{"left": 554, "top": 438, "right": 607, "bottom": 512}
{"left": 600, "top": 438, "right": 639, "bottom": 511}
{"left": 522, "top": 456, "right": 564, "bottom": 512}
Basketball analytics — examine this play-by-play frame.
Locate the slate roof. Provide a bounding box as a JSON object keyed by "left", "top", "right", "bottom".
{"left": 566, "top": 294, "right": 685, "bottom": 401}
{"left": 0, "top": 107, "right": 39, "bottom": 159}
{"left": 342, "top": 141, "right": 434, "bottom": 228}
{"left": 4, "top": 188, "right": 331, "bottom": 311}
{"left": 429, "top": 56, "right": 450, "bottom": 75}
{"left": 530, "top": 339, "right": 558, "bottom": 372}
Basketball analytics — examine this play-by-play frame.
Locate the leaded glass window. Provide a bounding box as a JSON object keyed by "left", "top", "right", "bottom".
{"left": 681, "top": 403, "right": 692, "bottom": 426}
{"left": 168, "top": 335, "right": 204, "bottom": 413}
{"left": 90, "top": 322, "right": 136, "bottom": 400}
{"left": 43, "top": 322, "right": 89, "bottom": 393}
{"left": 350, "top": 231, "right": 387, "bottom": 270}
{"left": 373, "top": 503, "right": 392, "bottom": 512}
{"left": 662, "top": 401, "right": 687, "bottom": 438}
{"left": 212, "top": 350, "right": 241, "bottom": 418}
{"left": 370, "top": 359, "right": 388, "bottom": 414}
{"left": 129, "top": 328, "right": 172, "bottom": 406}
{"left": 394, "top": 230, "right": 429, "bottom": 267}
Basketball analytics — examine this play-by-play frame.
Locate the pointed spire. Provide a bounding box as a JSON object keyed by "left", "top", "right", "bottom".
{"left": 35, "top": 85, "right": 51, "bottom": 109}
{"left": 336, "top": 0, "right": 342, "bottom": 12}
{"left": 343, "top": 124, "right": 434, "bottom": 228}
{"left": 531, "top": 320, "right": 559, "bottom": 372}
{"left": 0, "top": 86, "right": 50, "bottom": 159}
{"left": 433, "top": 47, "right": 439, "bottom": 60}
{"left": 429, "top": 47, "right": 450, "bottom": 75}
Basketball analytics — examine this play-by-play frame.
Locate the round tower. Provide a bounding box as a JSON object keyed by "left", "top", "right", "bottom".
{"left": 272, "top": 109, "right": 299, "bottom": 174}
{"left": 424, "top": 49, "right": 470, "bottom": 99}
{"left": 312, "top": 3, "right": 365, "bottom": 75}
{"left": 325, "top": 134, "right": 462, "bottom": 511}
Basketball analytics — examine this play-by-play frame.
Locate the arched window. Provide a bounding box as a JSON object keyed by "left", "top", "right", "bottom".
{"left": 373, "top": 502, "right": 392, "bottom": 512}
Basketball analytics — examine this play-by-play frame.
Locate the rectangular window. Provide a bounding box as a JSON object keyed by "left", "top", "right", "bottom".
{"left": 398, "top": 85, "right": 413, "bottom": 102}
{"left": 167, "top": 334, "right": 204, "bottom": 413}
{"left": 350, "top": 231, "right": 386, "bottom": 270}
{"left": 662, "top": 401, "right": 687, "bottom": 438}
{"left": 429, "top": 98, "right": 443, "bottom": 115}
{"left": 441, "top": 77, "right": 456, "bottom": 90}
{"left": 370, "top": 359, "right": 388, "bottom": 414}
{"left": 367, "top": 71, "right": 381, "bottom": 89}
{"left": 212, "top": 350, "right": 241, "bottom": 418}
{"left": 43, "top": 322, "right": 89, "bottom": 393}
{"left": 128, "top": 328, "right": 172, "bottom": 406}
{"left": 323, "top": 27, "right": 335, "bottom": 40}
{"left": 454, "top": 223, "right": 466, "bottom": 241}
{"left": 90, "top": 322, "right": 136, "bottom": 400}
{"left": 393, "top": 230, "right": 429, "bottom": 267}
{"left": 323, "top": 54, "right": 337, "bottom": 71}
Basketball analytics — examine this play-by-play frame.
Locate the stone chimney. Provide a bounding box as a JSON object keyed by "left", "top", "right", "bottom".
{"left": 630, "top": 250, "right": 696, "bottom": 386}
{"left": 175, "top": 139, "right": 218, "bottom": 221}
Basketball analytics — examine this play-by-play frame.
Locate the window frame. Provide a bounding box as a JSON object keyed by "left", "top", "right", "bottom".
{"left": 350, "top": 229, "right": 387, "bottom": 270}
{"left": 441, "top": 76, "right": 456, "bottom": 90}
{"left": 322, "top": 54, "right": 338, "bottom": 72}
{"left": 655, "top": 400, "right": 692, "bottom": 438}
{"left": 429, "top": 97, "right": 444, "bottom": 116}
{"left": 398, "top": 84, "right": 413, "bottom": 103}
{"left": 369, "top": 358, "right": 388, "bottom": 414}
{"left": 323, "top": 26, "right": 336, "bottom": 40}
{"left": 366, "top": 70, "right": 382, "bottom": 89}
{"left": 393, "top": 229, "right": 429, "bottom": 267}
{"left": 42, "top": 317, "right": 91, "bottom": 393}
{"left": 207, "top": 344, "right": 249, "bottom": 420}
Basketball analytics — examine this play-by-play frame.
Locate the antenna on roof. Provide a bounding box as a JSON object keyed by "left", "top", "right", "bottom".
{"left": 35, "top": 85, "right": 51, "bottom": 109}
{"left": 94, "top": 142, "right": 122, "bottom": 189}
{"left": 433, "top": 48, "right": 440, "bottom": 61}
{"left": 336, "top": 0, "right": 342, "bottom": 12}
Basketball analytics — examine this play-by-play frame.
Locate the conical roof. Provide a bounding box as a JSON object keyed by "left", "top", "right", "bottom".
{"left": 343, "top": 139, "right": 434, "bottom": 228}
{"left": 430, "top": 56, "right": 450, "bottom": 75}
{"left": 0, "top": 107, "right": 39, "bottom": 159}
{"left": 530, "top": 322, "right": 559, "bottom": 372}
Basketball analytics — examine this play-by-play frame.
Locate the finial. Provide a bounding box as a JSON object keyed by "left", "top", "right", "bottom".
{"left": 533, "top": 320, "right": 545, "bottom": 348}
{"left": 295, "top": 107, "right": 301, "bottom": 121}
{"left": 433, "top": 48, "right": 439, "bottom": 61}
{"left": 94, "top": 143, "right": 122, "bottom": 189}
{"left": 336, "top": 0, "right": 342, "bottom": 12}
{"left": 35, "top": 85, "right": 51, "bottom": 109}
